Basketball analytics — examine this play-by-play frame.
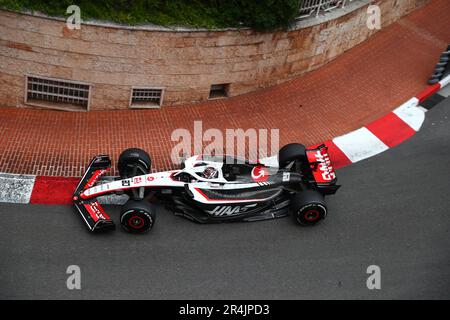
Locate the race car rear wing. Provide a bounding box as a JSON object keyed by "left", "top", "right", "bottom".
{"left": 73, "top": 155, "right": 116, "bottom": 232}
{"left": 306, "top": 144, "right": 340, "bottom": 195}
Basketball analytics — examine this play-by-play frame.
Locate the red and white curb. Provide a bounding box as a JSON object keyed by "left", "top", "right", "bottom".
{"left": 1, "top": 75, "right": 449, "bottom": 205}
{"left": 331, "top": 97, "right": 422, "bottom": 165}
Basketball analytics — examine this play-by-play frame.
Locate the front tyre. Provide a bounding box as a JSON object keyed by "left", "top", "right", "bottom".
{"left": 118, "top": 148, "right": 151, "bottom": 179}
{"left": 120, "top": 200, "right": 156, "bottom": 233}
{"left": 291, "top": 190, "right": 327, "bottom": 226}
{"left": 118, "top": 148, "right": 152, "bottom": 200}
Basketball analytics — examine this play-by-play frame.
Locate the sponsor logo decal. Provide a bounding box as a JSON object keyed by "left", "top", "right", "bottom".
{"left": 133, "top": 177, "right": 142, "bottom": 184}
{"left": 84, "top": 169, "right": 107, "bottom": 189}
{"left": 122, "top": 179, "right": 130, "bottom": 187}
{"left": 88, "top": 202, "right": 106, "bottom": 220}
{"left": 207, "top": 203, "right": 258, "bottom": 216}
{"left": 251, "top": 166, "right": 269, "bottom": 182}
{"left": 314, "top": 150, "right": 336, "bottom": 181}
{"left": 146, "top": 176, "right": 155, "bottom": 182}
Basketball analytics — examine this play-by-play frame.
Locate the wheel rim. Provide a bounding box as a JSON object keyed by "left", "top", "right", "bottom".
{"left": 303, "top": 209, "right": 320, "bottom": 222}
{"left": 128, "top": 215, "right": 145, "bottom": 229}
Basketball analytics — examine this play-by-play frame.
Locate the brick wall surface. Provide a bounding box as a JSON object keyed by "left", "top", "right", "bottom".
{"left": 0, "top": 0, "right": 427, "bottom": 110}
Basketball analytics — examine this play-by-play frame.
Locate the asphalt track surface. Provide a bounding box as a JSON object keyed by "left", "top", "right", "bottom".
{"left": 1, "top": 99, "right": 449, "bottom": 300}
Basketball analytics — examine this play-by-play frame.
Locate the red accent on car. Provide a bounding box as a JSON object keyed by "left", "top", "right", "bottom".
{"left": 128, "top": 215, "right": 145, "bottom": 229}
{"left": 84, "top": 168, "right": 109, "bottom": 190}
{"left": 304, "top": 209, "right": 320, "bottom": 222}
{"left": 251, "top": 165, "right": 269, "bottom": 182}
{"left": 83, "top": 201, "right": 110, "bottom": 222}
{"left": 169, "top": 172, "right": 178, "bottom": 181}
{"left": 308, "top": 141, "right": 351, "bottom": 169}
{"left": 306, "top": 146, "right": 336, "bottom": 183}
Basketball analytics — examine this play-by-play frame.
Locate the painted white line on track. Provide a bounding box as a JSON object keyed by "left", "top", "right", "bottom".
{"left": 393, "top": 98, "right": 424, "bottom": 131}
{"left": 0, "top": 173, "right": 36, "bottom": 204}
{"left": 333, "top": 127, "right": 389, "bottom": 163}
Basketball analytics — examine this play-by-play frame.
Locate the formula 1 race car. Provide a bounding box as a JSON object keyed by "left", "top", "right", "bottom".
{"left": 72, "top": 143, "right": 340, "bottom": 233}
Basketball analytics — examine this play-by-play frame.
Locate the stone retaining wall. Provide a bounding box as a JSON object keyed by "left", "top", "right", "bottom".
{"left": 0, "top": 0, "right": 427, "bottom": 110}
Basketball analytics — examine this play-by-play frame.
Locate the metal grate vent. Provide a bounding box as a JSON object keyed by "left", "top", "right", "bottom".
{"left": 209, "top": 83, "right": 229, "bottom": 99}
{"left": 26, "top": 75, "right": 90, "bottom": 110}
{"left": 130, "top": 87, "right": 164, "bottom": 108}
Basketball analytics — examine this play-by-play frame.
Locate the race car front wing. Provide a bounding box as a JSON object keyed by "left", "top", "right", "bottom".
{"left": 73, "top": 155, "right": 116, "bottom": 232}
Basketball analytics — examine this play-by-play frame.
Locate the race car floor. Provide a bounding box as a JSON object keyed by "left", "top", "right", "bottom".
{"left": 0, "top": 0, "right": 449, "bottom": 177}
{"left": 1, "top": 97, "right": 449, "bottom": 299}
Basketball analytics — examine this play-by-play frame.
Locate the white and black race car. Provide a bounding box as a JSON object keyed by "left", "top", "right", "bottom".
{"left": 73, "top": 143, "right": 340, "bottom": 233}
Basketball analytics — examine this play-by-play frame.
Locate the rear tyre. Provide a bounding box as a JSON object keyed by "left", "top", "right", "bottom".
{"left": 291, "top": 190, "right": 327, "bottom": 226}
{"left": 278, "top": 143, "right": 307, "bottom": 169}
{"left": 120, "top": 200, "right": 156, "bottom": 233}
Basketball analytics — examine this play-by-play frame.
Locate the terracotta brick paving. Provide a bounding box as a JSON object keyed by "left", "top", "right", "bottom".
{"left": 0, "top": 0, "right": 449, "bottom": 177}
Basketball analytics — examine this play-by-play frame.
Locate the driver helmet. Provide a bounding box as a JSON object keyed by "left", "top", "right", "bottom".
{"left": 203, "top": 166, "right": 218, "bottom": 179}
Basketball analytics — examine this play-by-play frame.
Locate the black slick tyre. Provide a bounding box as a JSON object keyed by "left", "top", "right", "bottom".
{"left": 118, "top": 148, "right": 151, "bottom": 178}
{"left": 291, "top": 190, "right": 327, "bottom": 226}
{"left": 120, "top": 200, "right": 156, "bottom": 233}
{"left": 278, "top": 143, "right": 307, "bottom": 168}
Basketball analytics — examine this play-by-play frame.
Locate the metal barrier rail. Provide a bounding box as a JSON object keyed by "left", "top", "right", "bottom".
{"left": 297, "top": 0, "right": 357, "bottom": 19}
